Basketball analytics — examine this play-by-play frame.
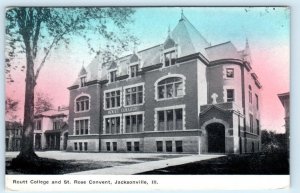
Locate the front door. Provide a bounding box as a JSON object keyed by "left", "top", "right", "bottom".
{"left": 206, "top": 123, "right": 225, "bottom": 153}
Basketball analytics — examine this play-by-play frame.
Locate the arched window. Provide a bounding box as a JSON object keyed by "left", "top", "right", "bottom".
{"left": 75, "top": 96, "right": 90, "bottom": 112}
{"left": 157, "top": 77, "right": 184, "bottom": 100}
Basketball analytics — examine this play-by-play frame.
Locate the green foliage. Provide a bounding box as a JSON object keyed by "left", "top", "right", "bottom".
{"left": 5, "top": 97, "right": 19, "bottom": 121}
{"left": 261, "top": 130, "right": 287, "bottom": 153}
{"left": 34, "top": 92, "right": 54, "bottom": 114}
{"left": 5, "top": 7, "right": 137, "bottom": 82}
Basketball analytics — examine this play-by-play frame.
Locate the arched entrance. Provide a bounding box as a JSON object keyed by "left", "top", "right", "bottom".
{"left": 206, "top": 123, "right": 225, "bottom": 153}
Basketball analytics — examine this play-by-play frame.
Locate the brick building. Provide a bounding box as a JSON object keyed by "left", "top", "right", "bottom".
{"left": 67, "top": 13, "right": 262, "bottom": 154}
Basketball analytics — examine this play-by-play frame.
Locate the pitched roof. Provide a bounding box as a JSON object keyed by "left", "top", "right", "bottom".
{"left": 35, "top": 109, "right": 69, "bottom": 118}
{"left": 172, "top": 14, "right": 210, "bottom": 58}
{"left": 205, "top": 41, "right": 242, "bottom": 61}
{"left": 78, "top": 66, "right": 87, "bottom": 76}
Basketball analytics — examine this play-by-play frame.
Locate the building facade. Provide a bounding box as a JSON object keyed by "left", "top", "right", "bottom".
{"left": 278, "top": 92, "right": 289, "bottom": 151}
{"left": 67, "top": 14, "right": 262, "bottom": 154}
{"left": 33, "top": 107, "right": 69, "bottom": 151}
{"left": 5, "top": 121, "right": 22, "bottom": 151}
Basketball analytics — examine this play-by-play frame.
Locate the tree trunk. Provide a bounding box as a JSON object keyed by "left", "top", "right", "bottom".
{"left": 16, "top": 38, "right": 38, "bottom": 161}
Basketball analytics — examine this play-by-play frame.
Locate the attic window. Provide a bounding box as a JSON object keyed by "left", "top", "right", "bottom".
{"left": 130, "top": 65, "right": 139, "bottom": 78}
{"left": 110, "top": 70, "right": 117, "bottom": 83}
{"left": 226, "top": 68, "right": 234, "bottom": 78}
{"left": 80, "top": 76, "right": 86, "bottom": 87}
{"left": 164, "top": 51, "right": 176, "bottom": 67}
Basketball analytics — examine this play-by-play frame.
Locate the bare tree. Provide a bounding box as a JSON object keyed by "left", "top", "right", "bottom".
{"left": 34, "top": 92, "right": 54, "bottom": 114}
{"left": 6, "top": 7, "right": 137, "bottom": 161}
{"left": 5, "top": 97, "right": 19, "bottom": 121}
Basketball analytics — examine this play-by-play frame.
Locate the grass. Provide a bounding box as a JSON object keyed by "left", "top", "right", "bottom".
{"left": 6, "top": 157, "right": 137, "bottom": 175}
{"left": 139, "top": 152, "right": 289, "bottom": 175}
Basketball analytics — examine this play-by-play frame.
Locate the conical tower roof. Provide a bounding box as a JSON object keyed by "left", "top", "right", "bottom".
{"left": 171, "top": 13, "right": 210, "bottom": 58}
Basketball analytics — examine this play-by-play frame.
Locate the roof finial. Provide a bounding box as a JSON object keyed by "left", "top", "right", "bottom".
{"left": 133, "top": 42, "right": 137, "bottom": 54}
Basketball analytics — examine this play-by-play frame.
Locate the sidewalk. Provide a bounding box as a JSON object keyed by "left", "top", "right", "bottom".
{"left": 68, "top": 154, "right": 224, "bottom": 175}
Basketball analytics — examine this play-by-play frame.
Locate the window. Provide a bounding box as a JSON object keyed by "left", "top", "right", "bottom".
{"left": 113, "top": 142, "right": 117, "bottom": 151}
{"left": 75, "top": 119, "right": 89, "bottom": 135}
{"left": 256, "top": 119, "right": 260, "bottom": 135}
{"left": 74, "top": 142, "right": 78, "bottom": 151}
{"left": 106, "top": 142, "right": 111, "bottom": 151}
{"left": 175, "top": 141, "right": 183, "bottom": 152}
{"left": 84, "top": 142, "right": 88, "bottom": 151}
{"left": 110, "top": 70, "right": 117, "bottom": 83}
{"left": 166, "top": 141, "right": 172, "bottom": 152}
{"left": 130, "top": 65, "right": 139, "bottom": 78}
{"left": 80, "top": 76, "right": 87, "bottom": 87}
{"left": 226, "top": 68, "right": 234, "bottom": 78}
{"left": 134, "top": 142, "right": 140, "bottom": 151}
{"left": 125, "top": 114, "right": 143, "bottom": 133}
{"left": 157, "top": 108, "right": 183, "bottom": 131}
{"left": 125, "top": 85, "right": 143, "bottom": 106}
{"left": 105, "top": 90, "right": 121, "bottom": 109}
{"left": 164, "top": 51, "right": 176, "bottom": 67}
{"left": 249, "top": 85, "right": 252, "bottom": 104}
{"left": 255, "top": 94, "right": 259, "bottom": 109}
{"left": 75, "top": 96, "right": 90, "bottom": 112}
{"left": 156, "top": 141, "right": 163, "bottom": 152}
{"left": 105, "top": 117, "right": 121, "bottom": 134}
{"left": 227, "top": 89, "right": 234, "bottom": 102}
{"left": 127, "top": 142, "right": 132, "bottom": 151}
{"left": 35, "top": 120, "right": 42, "bottom": 130}
{"left": 249, "top": 114, "right": 254, "bottom": 133}
{"left": 79, "top": 142, "right": 83, "bottom": 151}
{"left": 157, "top": 77, "right": 183, "bottom": 99}
{"left": 53, "top": 120, "right": 62, "bottom": 130}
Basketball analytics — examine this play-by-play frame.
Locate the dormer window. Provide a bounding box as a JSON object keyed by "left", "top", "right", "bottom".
{"left": 110, "top": 70, "right": 117, "bottom": 83}
{"left": 164, "top": 51, "right": 176, "bottom": 67}
{"left": 80, "top": 76, "right": 86, "bottom": 87}
{"left": 130, "top": 65, "right": 139, "bottom": 78}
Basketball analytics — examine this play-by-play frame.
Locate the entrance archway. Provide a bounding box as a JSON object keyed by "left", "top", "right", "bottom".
{"left": 206, "top": 123, "right": 225, "bottom": 153}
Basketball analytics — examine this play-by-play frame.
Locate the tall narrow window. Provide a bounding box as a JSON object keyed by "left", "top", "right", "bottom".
{"left": 249, "top": 114, "right": 254, "bottom": 133}
{"left": 130, "top": 65, "right": 139, "bottom": 78}
{"left": 113, "top": 142, "right": 117, "bottom": 151}
{"left": 134, "top": 142, "right": 140, "bottom": 151}
{"left": 127, "top": 142, "right": 132, "bottom": 151}
{"left": 35, "top": 120, "right": 41, "bottom": 130}
{"left": 175, "top": 141, "right": 183, "bottom": 152}
{"left": 255, "top": 94, "right": 259, "bottom": 109}
{"left": 106, "top": 142, "right": 111, "bottom": 151}
{"left": 249, "top": 85, "right": 252, "bottom": 104}
{"left": 84, "top": 142, "right": 88, "bottom": 151}
{"left": 166, "top": 141, "right": 172, "bottom": 152}
{"left": 256, "top": 119, "right": 260, "bottom": 135}
{"left": 74, "top": 142, "right": 78, "bottom": 151}
{"left": 156, "top": 141, "right": 163, "bottom": 152}
{"left": 80, "top": 76, "right": 86, "bottom": 87}
{"left": 110, "top": 70, "right": 117, "bottom": 83}
{"left": 227, "top": 89, "right": 234, "bottom": 102}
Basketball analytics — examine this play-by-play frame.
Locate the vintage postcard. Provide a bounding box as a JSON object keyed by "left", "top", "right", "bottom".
{"left": 5, "top": 7, "right": 289, "bottom": 191}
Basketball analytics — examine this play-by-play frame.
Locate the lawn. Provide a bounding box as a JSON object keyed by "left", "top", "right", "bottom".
{"left": 139, "top": 152, "right": 289, "bottom": 175}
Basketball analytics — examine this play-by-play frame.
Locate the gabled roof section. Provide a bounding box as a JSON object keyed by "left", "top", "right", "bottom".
{"left": 205, "top": 41, "right": 242, "bottom": 61}
{"left": 78, "top": 66, "right": 87, "bottom": 76}
{"left": 172, "top": 14, "right": 210, "bottom": 58}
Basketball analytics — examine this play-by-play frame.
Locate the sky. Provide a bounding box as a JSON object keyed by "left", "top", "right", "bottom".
{"left": 5, "top": 7, "right": 290, "bottom": 133}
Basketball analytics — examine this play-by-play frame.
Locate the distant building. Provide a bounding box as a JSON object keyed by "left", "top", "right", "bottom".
{"left": 67, "top": 13, "right": 262, "bottom": 154}
{"left": 33, "top": 106, "right": 69, "bottom": 151}
{"left": 5, "top": 121, "right": 22, "bottom": 151}
{"left": 278, "top": 92, "right": 290, "bottom": 151}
